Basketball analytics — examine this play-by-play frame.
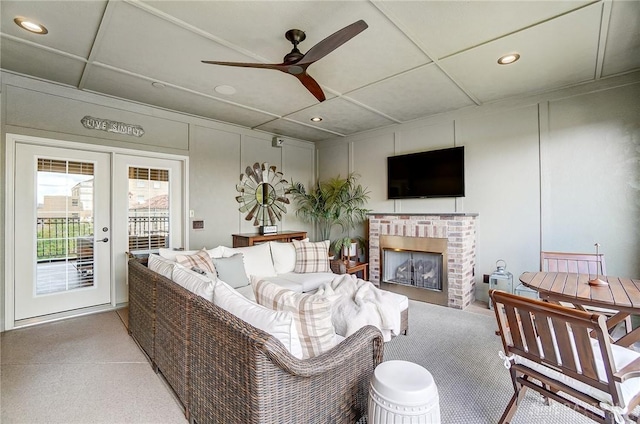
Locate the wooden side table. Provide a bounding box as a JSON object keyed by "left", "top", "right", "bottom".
{"left": 331, "top": 260, "right": 369, "bottom": 280}
{"left": 232, "top": 231, "right": 307, "bottom": 247}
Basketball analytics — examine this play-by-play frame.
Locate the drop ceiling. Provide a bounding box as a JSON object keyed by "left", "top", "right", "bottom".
{"left": 2, "top": 0, "right": 639, "bottom": 142}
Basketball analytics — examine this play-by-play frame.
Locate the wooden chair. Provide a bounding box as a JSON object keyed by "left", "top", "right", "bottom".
{"left": 540, "top": 251, "right": 606, "bottom": 276}
{"left": 490, "top": 290, "right": 640, "bottom": 424}
{"left": 540, "top": 251, "right": 632, "bottom": 334}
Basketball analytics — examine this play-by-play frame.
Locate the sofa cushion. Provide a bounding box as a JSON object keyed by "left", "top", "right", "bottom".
{"left": 292, "top": 240, "right": 331, "bottom": 273}
{"left": 212, "top": 253, "right": 250, "bottom": 289}
{"left": 223, "top": 243, "right": 277, "bottom": 278}
{"left": 253, "top": 278, "right": 337, "bottom": 359}
{"left": 147, "top": 254, "right": 175, "bottom": 279}
{"left": 273, "top": 272, "right": 337, "bottom": 293}
{"left": 235, "top": 284, "right": 256, "bottom": 302}
{"left": 159, "top": 247, "right": 200, "bottom": 262}
{"left": 172, "top": 264, "right": 216, "bottom": 301}
{"left": 269, "top": 239, "right": 309, "bottom": 274}
{"left": 175, "top": 248, "right": 216, "bottom": 274}
{"left": 214, "top": 279, "right": 303, "bottom": 359}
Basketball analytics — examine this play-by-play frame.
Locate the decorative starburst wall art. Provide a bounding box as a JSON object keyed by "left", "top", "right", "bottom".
{"left": 236, "top": 163, "right": 289, "bottom": 233}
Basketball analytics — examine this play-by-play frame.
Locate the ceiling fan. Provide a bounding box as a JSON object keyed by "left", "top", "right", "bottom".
{"left": 202, "top": 20, "right": 368, "bottom": 102}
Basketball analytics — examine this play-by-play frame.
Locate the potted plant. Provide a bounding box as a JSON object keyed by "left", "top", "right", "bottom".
{"left": 288, "top": 173, "right": 370, "bottom": 259}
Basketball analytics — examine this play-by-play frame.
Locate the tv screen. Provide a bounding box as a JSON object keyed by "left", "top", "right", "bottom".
{"left": 387, "top": 146, "right": 465, "bottom": 199}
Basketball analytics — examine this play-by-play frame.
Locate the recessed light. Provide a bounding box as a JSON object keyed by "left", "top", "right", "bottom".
{"left": 214, "top": 85, "right": 236, "bottom": 95}
{"left": 14, "top": 17, "right": 48, "bottom": 34}
{"left": 497, "top": 53, "right": 520, "bottom": 65}
{"left": 310, "top": 117, "right": 323, "bottom": 122}
{"left": 151, "top": 82, "right": 165, "bottom": 89}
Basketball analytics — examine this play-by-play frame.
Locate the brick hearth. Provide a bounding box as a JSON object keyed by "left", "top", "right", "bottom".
{"left": 369, "top": 213, "right": 478, "bottom": 309}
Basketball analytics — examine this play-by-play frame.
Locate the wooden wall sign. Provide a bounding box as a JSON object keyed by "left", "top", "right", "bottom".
{"left": 81, "top": 115, "right": 145, "bottom": 137}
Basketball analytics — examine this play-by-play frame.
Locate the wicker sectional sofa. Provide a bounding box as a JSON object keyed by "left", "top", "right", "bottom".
{"left": 128, "top": 258, "right": 385, "bottom": 424}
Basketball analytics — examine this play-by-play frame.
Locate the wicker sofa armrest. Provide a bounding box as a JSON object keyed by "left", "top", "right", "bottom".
{"left": 260, "top": 325, "right": 384, "bottom": 377}
{"left": 127, "top": 258, "right": 159, "bottom": 362}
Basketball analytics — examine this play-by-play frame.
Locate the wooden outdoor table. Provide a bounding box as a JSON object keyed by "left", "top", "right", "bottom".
{"left": 520, "top": 271, "right": 640, "bottom": 347}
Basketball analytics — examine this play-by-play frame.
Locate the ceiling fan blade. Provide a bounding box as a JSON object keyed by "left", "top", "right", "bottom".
{"left": 298, "top": 20, "right": 368, "bottom": 65}
{"left": 294, "top": 72, "right": 326, "bottom": 102}
{"left": 202, "top": 60, "right": 287, "bottom": 72}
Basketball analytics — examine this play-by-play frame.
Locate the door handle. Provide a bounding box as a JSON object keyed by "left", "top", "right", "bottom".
{"left": 96, "top": 237, "right": 109, "bottom": 243}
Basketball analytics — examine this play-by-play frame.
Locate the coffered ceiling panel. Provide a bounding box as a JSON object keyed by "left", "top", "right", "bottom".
{"left": 1, "top": 0, "right": 638, "bottom": 143}
{"left": 374, "top": 0, "right": 594, "bottom": 59}
{"left": 347, "top": 64, "right": 475, "bottom": 122}
{"left": 601, "top": 0, "right": 640, "bottom": 77}
{"left": 286, "top": 97, "right": 396, "bottom": 135}
{"left": 0, "top": 37, "right": 86, "bottom": 87}
{"left": 1, "top": 0, "right": 106, "bottom": 57}
{"left": 96, "top": 1, "right": 318, "bottom": 115}
{"left": 84, "top": 65, "right": 277, "bottom": 129}
{"left": 440, "top": 3, "right": 602, "bottom": 103}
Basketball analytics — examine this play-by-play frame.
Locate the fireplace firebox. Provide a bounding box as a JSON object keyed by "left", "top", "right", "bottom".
{"left": 383, "top": 250, "right": 443, "bottom": 290}
{"left": 380, "top": 235, "right": 448, "bottom": 306}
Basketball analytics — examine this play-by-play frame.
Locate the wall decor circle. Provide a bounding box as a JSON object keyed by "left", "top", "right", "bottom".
{"left": 236, "top": 163, "right": 289, "bottom": 229}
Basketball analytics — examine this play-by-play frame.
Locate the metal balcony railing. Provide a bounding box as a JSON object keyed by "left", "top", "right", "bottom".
{"left": 37, "top": 216, "right": 169, "bottom": 261}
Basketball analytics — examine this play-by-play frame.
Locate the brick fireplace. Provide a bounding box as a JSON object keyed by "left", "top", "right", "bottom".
{"left": 369, "top": 213, "right": 478, "bottom": 309}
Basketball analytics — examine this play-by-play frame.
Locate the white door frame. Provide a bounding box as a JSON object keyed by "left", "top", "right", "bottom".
{"left": 5, "top": 133, "right": 189, "bottom": 330}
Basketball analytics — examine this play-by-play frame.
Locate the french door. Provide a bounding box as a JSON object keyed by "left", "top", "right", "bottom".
{"left": 13, "top": 143, "right": 112, "bottom": 320}
{"left": 7, "top": 135, "right": 187, "bottom": 328}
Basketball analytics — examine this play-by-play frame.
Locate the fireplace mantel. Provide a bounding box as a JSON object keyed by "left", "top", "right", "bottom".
{"left": 368, "top": 213, "right": 478, "bottom": 309}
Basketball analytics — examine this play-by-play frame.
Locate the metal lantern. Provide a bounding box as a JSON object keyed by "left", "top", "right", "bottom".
{"left": 488, "top": 259, "right": 513, "bottom": 310}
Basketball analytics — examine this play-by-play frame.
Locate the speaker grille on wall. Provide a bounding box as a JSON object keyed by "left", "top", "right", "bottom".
{"left": 272, "top": 137, "right": 284, "bottom": 147}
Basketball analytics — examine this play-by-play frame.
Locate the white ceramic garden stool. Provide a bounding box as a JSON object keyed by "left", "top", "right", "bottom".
{"left": 368, "top": 360, "right": 440, "bottom": 424}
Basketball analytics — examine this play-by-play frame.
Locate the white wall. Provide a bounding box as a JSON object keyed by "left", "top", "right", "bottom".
{"left": 188, "top": 125, "right": 315, "bottom": 248}
{"left": 460, "top": 105, "right": 541, "bottom": 296}
{"left": 317, "top": 79, "right": 640, "bottom": 304}
{"left": 541, "top": 85, "right": 640, "bottom": 277}
{"left": 0, "top": 72, "right": 316, "bottom": 329}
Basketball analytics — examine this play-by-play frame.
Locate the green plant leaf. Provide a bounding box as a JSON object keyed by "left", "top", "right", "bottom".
{"left": 288, "top": 173, "right": 370, "bottom": 251}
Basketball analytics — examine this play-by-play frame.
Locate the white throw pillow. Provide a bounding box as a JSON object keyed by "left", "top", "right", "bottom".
{"left": 171, "top": 264, "right": 216, "bottom": 301}
{"left": 158, "top": 248, "right": 201, "bottom": 262}
{"left": 207, "top": 245, "right": 225, "bottom": 259}
{"left": 253, "top": 278, "right": 337, "bottom": 359}
{"left": 213, "top": 279, "right": 303, "bottom": 359}
{"left": 223, "top": 243, "right": 277, "bottom": 278}
{"left": 147, "top": 254, "right": 174, "bottom": 279}
{"left": 269, "top": 238, "right": 309, "bottom": 274}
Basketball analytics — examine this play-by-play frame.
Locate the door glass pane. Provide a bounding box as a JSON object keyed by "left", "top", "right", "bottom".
{"left": 36, "top": 159, "right": 95, "bottom": 295}
{"left": 128, "top": 167, "right": 169, "bottom": 253}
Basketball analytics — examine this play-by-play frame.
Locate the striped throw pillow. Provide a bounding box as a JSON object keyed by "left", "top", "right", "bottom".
{"left": 175, "top": 248, "right": 216, "bottom": 274}
{"left": 292, "top": 240, "right": 330, "bottom": 273}
{"left": 253, "top": 278, "right": 336, "bottom": 358}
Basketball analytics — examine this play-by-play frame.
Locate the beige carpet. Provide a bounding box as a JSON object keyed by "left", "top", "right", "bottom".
{"left": 1, "top": 310, "right": 187, "bottom": 423}
{"left": 2, "top": 302, "right": 636, "bottom": 423}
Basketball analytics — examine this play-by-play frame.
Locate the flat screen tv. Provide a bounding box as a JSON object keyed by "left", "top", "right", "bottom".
{"left": 387, "top": 146, "right": 465, "bottom": 199}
